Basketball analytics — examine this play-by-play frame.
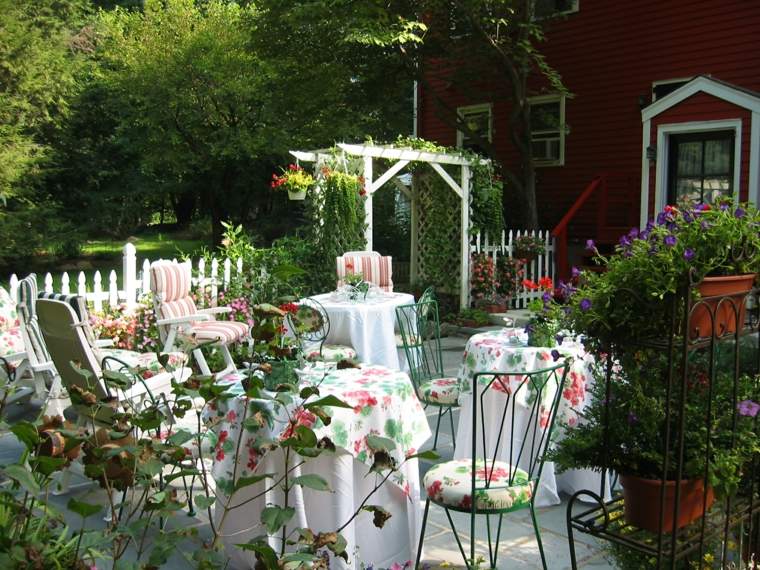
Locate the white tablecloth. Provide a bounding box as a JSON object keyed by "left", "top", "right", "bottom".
{"left": 454, "top": 328, "right": 610, "bottom": 507}
{"left": 310, "top": 292, "right": 414, "bottom": 369}
{"left": 208, "top": 365, "right": 431, "bottom": 568}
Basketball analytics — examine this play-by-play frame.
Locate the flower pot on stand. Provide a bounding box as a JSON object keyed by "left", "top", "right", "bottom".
{"left": 287, "top": 189, "right": 307, "bottom": 201}
{"left": 619, "top": 474, "right": 714, "bottom": 533}
{"left": 484, "top": 302, "right": 506, "bottom": 314}
{"left": 690, "top": 273, "right": 756, "bottom": 339}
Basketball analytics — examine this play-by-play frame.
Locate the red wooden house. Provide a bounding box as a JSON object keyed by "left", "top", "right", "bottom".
{"left": 416, "top": 0, "right": 760, "bottom": 276}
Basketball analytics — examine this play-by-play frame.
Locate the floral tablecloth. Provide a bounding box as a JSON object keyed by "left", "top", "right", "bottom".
{"left": 454, "top": 328, "right": 608, "bottom": 506}
{"left": 207, "top": 364, "right": 431, "bottom": 495}
{"left": 206, "top": 365, "right": 431, "bottom": 568}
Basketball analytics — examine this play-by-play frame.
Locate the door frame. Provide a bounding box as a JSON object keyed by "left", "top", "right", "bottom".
{"left": 654, "top": 119, "right": 742, "bottom": 214}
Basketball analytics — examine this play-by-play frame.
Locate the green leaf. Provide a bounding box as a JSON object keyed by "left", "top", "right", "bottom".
{"left": 299, "top": 386, "right": 320, "bottom": 399}
{"left": 67, "top": 498, "right": 103, "bottom": 518}
{"left": 261, "top": 505, "right": 295, "bottom": 534}
{"left": 235, "top": 539, "right": 278, "bottom": 568}
{"left": 164, "top": 468, "right": 200, "bottom": 483}
{"left": 282, "top": 552, "right": 317, "bottom": 563}
{"left": 10, "top": 421, "right": 38, "bottom": 450}
{"left": 102, "top": 369, "right": 133, "bottom": 389}
{"left": 193, "top": 495, "right": 216, "bottom": 510}
{"left": 367, "top": 434, "right": 396, "bottom": 452}
{"left": 305, "top": 395, "right": 353, "bottom": 409}
{"left": 167, "top": 429, "right": 194, "bottom": 446}
{"left": 406, "top": 449, "right": 440, "bottom": 461}
{"left": 3, "top": 464, "right": 39, "bottom": 495}
{"left": 31, "top": 456, "right": 66, "bottom": 476}
{"left": 233, "top": 473, "right": 274, "bottom": 493}
{"left": 292, "top": 474, "right": 330, "bottom": 491}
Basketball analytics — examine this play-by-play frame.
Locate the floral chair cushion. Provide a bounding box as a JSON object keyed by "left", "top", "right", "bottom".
{"left": 424, "top": 458, "right": 534, "bottom": 512}
{"left": 0, "top": 287, "right": 20, "bottom": 332}
{"left": 395, "top": 332, "right": 421, "bottom": 348}
{"left": 417, "top": 377, "right": 460, "bottom": 406}
{"left": 0, "top": 328, "right": 25, "bottom": 357}
{"left": 99, "top": 348, "right": 188, "bottom": 379}
{"left": 306, "top": 344, "right": 357, "bottom": 363}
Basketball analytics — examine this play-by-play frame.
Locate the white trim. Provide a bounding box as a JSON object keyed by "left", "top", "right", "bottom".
{"left": 651, "top": 77, "right": 694, "bottom": 101}
{"left": 336, "top": 143, "right": 484, "bottom": 166}
{"left": 529, "top": 93, "right": 566, "bottom": 167}
{"left": 640, "top": 120, "right": 651, "bottom": 228}
{"left": 456, "top": 103, "right": 493, "bottom": 149}
{"left": 643, "top": 76, "right": 760, "bottom": 121}
{"left": 653, "top": 119, "right": 742, "bottom": 213}
{"left": 750, "top": 112, "right": 760, "bottom": 206}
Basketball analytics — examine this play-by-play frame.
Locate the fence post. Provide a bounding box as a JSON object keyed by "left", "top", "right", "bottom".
{"left": 122, "top": 242, "right": 137, "bottom": 308}
{"left": 77, "top": 272, "right": 87, "bottom": 298}
{"left": 93, "top": 271, "right": 103, "bottom": 312}
{"left": 108, "top": 271, "right": 118, "bottom": 308}
{"left": 61, "top": 272, "right": 70, "bottom": 295}
{"left": 44, "top": 273, "right": 53, "bottom": 294}
{"left": 142, "top": 259, "right": 151, "bottom": 298}
{"left": 8, "top": 274, "right": 18, "bottom": 301}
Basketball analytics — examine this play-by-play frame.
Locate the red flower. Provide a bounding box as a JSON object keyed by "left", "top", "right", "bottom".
{"left": 538, "top": 276, "right": 553, "bottom": 290}
{"left": 522, "top": 279, "right": 539, "bottom": 290}
{"left": 475, "top": 465, "right": 511, "bottom": 482}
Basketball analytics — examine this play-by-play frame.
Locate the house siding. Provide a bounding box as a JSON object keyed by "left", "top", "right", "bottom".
{"left": 418, "top": 0, "right": 760, "bottom": 240}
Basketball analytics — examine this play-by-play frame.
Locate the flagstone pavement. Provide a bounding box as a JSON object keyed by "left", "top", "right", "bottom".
{"left": 0, "top": 328, "right": 615, "bottom": 569}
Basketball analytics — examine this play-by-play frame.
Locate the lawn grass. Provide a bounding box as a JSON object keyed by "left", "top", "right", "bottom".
{"left": 2, "top": 228, "right": 211, "bottom": 294}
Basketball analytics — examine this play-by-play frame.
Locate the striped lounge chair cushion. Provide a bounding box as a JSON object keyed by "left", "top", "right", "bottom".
{"left": 336, "top": 254, "right": 393, "bottom": 292}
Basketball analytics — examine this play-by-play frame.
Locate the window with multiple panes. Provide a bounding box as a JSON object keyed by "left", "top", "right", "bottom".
{"left": 534, "top": 0, "right": 579, "bottom": 19}
{"left": 529, "top": 94, "right": 566, "bottom": 166}
{"left": 667, "top": 130, "right": 734, "bottom": 207}
{"left": 456, "top": 104, "right": 492, "bottom": 154}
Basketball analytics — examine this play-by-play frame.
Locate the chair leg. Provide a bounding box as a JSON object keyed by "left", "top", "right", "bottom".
{"left": 443, "top": 507, "right": 472, "bottom": 569}
{"left": 447, "top": 406, "right": 456, "bottom": 452}
{"left": 432, "top": 407, "right": 444, "bottom": 450}
{"left": 192, "top": 348, "right": 212, "bottom": 377}
{"left": 218, "top": 345, "right": 236, "bottom": 376}
{"left": 530, "top": 501, "right": 548, "bottom": 570}
{"left": 415, "top": 498, "right": 431, "bottom": 568}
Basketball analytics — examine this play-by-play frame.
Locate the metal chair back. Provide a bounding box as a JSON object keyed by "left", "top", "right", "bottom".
{"left": 396, "top": 299, "right": 444, "bottom": 390}
{"left": 288, "top": 297, "right": 331, "bottom": 356}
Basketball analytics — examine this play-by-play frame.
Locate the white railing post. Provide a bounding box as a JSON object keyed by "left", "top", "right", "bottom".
{"left": 210, "top": 258, "right": 219, "bottom": 306}
{"left": 44, "top": 273, "right": 53, "bottom": 294}
{"left": 61, "top": 272, "right": 70, "bottom": 295}
{"left": 223, "top": 258, "right": 231, "bottom": 291}
{"left": 142, "top": 259, "right": 151, "bottom": 299}
{"left": 197, "top": 258, "right": 206, "bottom": 307}
{"left": 108, "top": 271, "right": 118, "bottom": 308}
{"left": 122, "top": 242, "right": 137, "bottom": 308}
{"left": 8, "top": 274, "right": 18, "bottom": 301}
{"left": 77, "top": 272, "right": 87, "bottom": 298}
{"left": 93, "top": 271, "right": 103, "bottom": 312}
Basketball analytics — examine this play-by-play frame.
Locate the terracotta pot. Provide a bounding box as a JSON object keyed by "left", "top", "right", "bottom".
{"left": 620, "top": 474, "right": 714, "bottom": 533}
{"left": 287, "top": 189, "right": 307, "bottom": 201}
{"left": 483, "top": 303, "right": 507, "bottom": 314}
{"left": 690, "top": 273, "right": 756, "bottom": 339}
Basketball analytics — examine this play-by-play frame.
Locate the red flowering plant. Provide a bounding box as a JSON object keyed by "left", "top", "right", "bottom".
{"left": 270, "top": 163, "right": 314, "bottom": 196}
{"left": 495, "top": 256, "right": 524, "bottom": 303}
{"left": 470, "top": 252, "right": 500, "bottom": 307}
{"left": 523, "top": 276, "right": 569, "bottom": 347}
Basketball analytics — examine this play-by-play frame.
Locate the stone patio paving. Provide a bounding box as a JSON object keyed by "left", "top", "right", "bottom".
{"left": 0, "top": 327, "right": 615, "bottom": 569}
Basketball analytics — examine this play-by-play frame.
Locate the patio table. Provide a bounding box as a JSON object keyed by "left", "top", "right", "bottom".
{"left": 308, "top": 291, "right": 414, "bottom": 369}
{"left": 208, "top": 364, "right": 431, "bottom": 569}
{"left": 454, "top": 327, "right": 610, "bottom": 507}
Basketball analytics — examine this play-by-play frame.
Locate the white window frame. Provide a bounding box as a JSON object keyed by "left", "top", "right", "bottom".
{"left": 534, "top": 0, "right": 579, "bottom": 20}
{"left": 653, "top": 119, "right": 742, "bottom": 214}
{"left": 456, "top": 103, "right": 493, "bottom": 149}
{"left": 529, "top": 93, "right": 566, "bottom": 167}
{"left": 652, "top": 77, "right": 694, "bottom": 101}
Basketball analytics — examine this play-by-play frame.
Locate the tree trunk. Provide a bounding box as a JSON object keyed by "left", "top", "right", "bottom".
{"left": 210, "top": 167, "right": 234, "bottom": 246}
{"left": 172, "top": 191, "right": 196, "bottom": 227}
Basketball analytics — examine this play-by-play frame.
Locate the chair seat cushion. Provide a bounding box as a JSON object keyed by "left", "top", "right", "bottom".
{"left": 395, "top": 333, "right": 421, "bottom": 348}
{"left": 417, "top": 377, "right": 460, "bottom": 405}
{"left": 306, "top": 344, "right": 357, "bottom": 363}
{"left": 190, "top": 320, "right": 249, "bottom": 344}
{"left": 100, "top": 348, "right": 188, "bottom": 378}
{"left": 0, "top": 328, "right": 24, "bottom": 357}
{"left": 423, "top": 458, "right": 534, "bottom": 512}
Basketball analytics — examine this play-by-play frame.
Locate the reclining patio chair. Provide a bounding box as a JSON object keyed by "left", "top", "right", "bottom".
{"left": 0, "top": 283, "right": 43, "bottom": 404}
{"left": 150, "top": 261, "right": 251, "bottom": 376}
{"left": 336, "top": 251, "right": 393, "bottom": 292}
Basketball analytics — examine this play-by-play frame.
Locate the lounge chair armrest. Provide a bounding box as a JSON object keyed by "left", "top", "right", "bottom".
{"left": 197, "top": 307, "right": 231, "bottom": 315}
{"left": 95, "top": 339, "right": 114, "bottom": 348}
{"left": 156, "top": 314, "right": 210, "bottom": 326}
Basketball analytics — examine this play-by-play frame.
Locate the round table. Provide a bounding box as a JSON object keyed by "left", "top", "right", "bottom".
{"left": 207, "top": 365, "right": 431, "bottom": 568}
{"left": 309, "top": 291, "right": 414, "bottom": 369}
{"left": 454, "top": 328, "right": 610, "bottom": 506}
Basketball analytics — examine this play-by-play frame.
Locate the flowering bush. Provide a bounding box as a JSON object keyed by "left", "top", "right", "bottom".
{"left": 523, "top": 277, "right": 566, "bottom": 347}
{"left": 270, "top": 163, "right": 314, "bottom": 195}
{"left": 513, "top": 234, "right": 545, "bottom": 260}
{"left": 470, "top": 253, "right": 499, "bottom": 305}
{"left": 565, "top": 200, "right": 760, "bottom": 344}
{"left": 89, "top": 295, "right": 160, "bottom": 352}
{"left": 495, "top": 256, "right": 524, "bottom": 300}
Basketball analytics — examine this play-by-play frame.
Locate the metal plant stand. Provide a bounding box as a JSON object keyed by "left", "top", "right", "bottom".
{"left": 566, "top": 275, "right": 760, "bottom": 569}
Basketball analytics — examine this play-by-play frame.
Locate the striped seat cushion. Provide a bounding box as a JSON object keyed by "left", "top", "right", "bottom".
{"left": 150, "top": 262, "right": 193, "bottom": 302}
{"left": 336, "top": 254, "right": 393, "bottom": 292}
{"left": 187, "top": 321, "right": 249, "bottom": 344}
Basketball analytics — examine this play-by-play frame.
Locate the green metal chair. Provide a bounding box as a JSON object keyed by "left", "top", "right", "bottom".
{"left": 396, "top": 298, "right": 458, "bottom": 451}
{"left": 415, "top": 360, "right": 571, "bottom": 569}
{"left": 288, "top": 297, "right": 357, "bottom": 363}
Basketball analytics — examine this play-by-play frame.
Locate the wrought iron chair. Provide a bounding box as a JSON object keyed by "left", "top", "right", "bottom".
{"left": 287, "top": 297, "right": 357, "bottom": 362}
{"left": 396, "top": 298, "right": 458, "bottom": 451}
{"left": 415, "top": 360, "right": 571, "bottom": 569}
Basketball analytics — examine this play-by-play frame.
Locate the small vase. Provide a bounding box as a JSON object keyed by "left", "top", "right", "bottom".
{"left": 619, "top": 474, "right": 714, "bottom": 533}
{"left": 288, "top": 189, "right": 307, "bottom": 201}
{"left": 690, "top": 273, "right": 756, "bottom": 339}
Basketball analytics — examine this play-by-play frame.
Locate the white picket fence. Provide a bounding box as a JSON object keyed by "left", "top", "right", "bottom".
{"left": 470, "top": 229, "right": 556, "bottom": 309}
{"left": 7, "top": 243, "right": 245, "bottom": 313}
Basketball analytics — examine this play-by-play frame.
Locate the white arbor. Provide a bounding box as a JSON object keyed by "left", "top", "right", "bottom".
{"left": 291, "top": 142, "right": 487, "bottom": 308}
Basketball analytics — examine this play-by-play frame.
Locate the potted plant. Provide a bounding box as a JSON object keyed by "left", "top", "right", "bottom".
{"left": 495, "top": 256, "right": 524, "bottom": 310}
{"left": 271, "top": 163, "right": 314, "bottom": 200}
{"left": 522, "top": 276, "right": 566, "bottom": 347}
{"left": 512, "top": 234, "right": 545, "bottom": 262}
{"left": 566, "top": 201, "right": 760, "bottom": 345}
{"left": 470, "top": 252, "right": 504, "bottom": 312}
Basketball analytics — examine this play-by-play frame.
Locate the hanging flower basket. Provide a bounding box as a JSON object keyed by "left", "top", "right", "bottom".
{"left": 287, "top": 189, "right": 307, "bottom": 201}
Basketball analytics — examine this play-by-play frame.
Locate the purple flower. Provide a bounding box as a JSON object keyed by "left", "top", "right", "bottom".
{"left": 551, "top": 349, "right": 561, "bottom": 362}
{"left": 720, "top": 202, "right": 730, "bottom": 211}
{"left": 735, "top": 207, "right": 746, "bottom": 219}
{"left": 738, "top": 399, "right": 760, "bottom": 417}
{"left": 580, "top": 298, "right": 592, "bottom": 312}
{"left": 639, "top": 229, "right": 650, "bottom": 241}
{"left": 619, "top": 235, "right": 631, "bottom": 247}
{"left": 555, "top": 333, "right": 565, "bottom": 345}
{"left": 648, "top": 246, "right": 658, "bottom": 256}
{"left": 664, "top": 235, "right": 677, "bottom": 247}
{"left": 562, "top": 306, "right": 572, "bottom": 315}
{"left": 542, "top": 291, "right": 553, "bottom": 303}
{"left": 627, "top": 411, "right": 639, "bottom": 425}
{"left": 585, "top": 239, "right": 596, "bottom": 251}
{"left": 646, "top": 221, "right": 655, "bottom": 232}
{"left": 571, "top": 266, "right": 581, "bottom": 279}
{"left": 701, "top": 220, "right": 711, "bottom": 231}
{"left": 683, "top": 248, "right": 695, "bottom": 261}
{"left": 628, "top": 227, "right": 639, "bottom": 239}
{"left": 656, "top": 212, "right": 667, "bottom": 226}
{"left": 682, "top": 211, "right": 693, "bottom": 223}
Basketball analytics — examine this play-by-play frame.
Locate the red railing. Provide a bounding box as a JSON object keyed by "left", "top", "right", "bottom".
{"left": 551, "top": 174, "right": 607, "bottom": 281}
